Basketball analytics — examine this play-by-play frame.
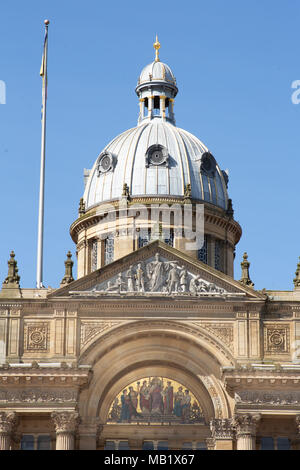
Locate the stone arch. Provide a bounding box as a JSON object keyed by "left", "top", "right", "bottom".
{"left": 79, "top": 319, "right": 235, "bottom": 367}
{"left": 78, "top": 320, "right": 235, "bottom": 422}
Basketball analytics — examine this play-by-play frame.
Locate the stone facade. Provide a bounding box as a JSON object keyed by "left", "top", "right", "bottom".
{"left": 0, "top": 241, "right": 300, "bottom": 450}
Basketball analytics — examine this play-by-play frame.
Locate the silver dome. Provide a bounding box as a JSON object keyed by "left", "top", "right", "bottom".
{"left": 83, "top": 119, "right": 228, "bottom": 210}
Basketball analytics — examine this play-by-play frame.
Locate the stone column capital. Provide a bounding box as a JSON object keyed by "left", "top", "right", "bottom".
{"left": 210, "top": 418, "right": 235, "bottom": 440}
{"left": 51, "top": 411, "right": 80, "bottom": 434}
{"left": 0, "top": 412, "right": 18, "bottom": 434}
{"left": 234, "top": 413, "right": 261, "bottom": 437}
{"left": 295, "top": 415, "right": 300, "bottom": 433}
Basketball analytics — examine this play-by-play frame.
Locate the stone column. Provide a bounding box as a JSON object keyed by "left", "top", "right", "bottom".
{"left": 234, "top": 413, "right": 261, "bottom": 450}
{"left": 51, "top": 411, "right": 79, "bottom": 450}
{"left": 0, "top": 411, "right": 18, "bottom": 450}
{"left": 210, "top": 418, "right": 235, "bottom": 450}
{"left": 293, "top": 415, "right": 300, "bottom": 450}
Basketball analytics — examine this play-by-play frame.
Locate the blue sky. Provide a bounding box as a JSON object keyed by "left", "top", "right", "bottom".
{"left": 0, "top": 0, "right": 299, "bottom": 290}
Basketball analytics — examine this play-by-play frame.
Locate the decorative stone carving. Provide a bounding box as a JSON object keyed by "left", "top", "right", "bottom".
{"left": 196, "top": 323, "right": 234, "bottom": 351}
{"left": 234, "top": 413, "right": 261, "bottom": 436}
{"left": 80, "top": 321, "right": 120, "bottom": 348}
{"left": 60, "top": 251, "right": 74, "bottom": 287}
{"left": 0, "top": 411, "right": 18, "bottom": 434}
{"left": 295, "top": 415, "right": 300, "bottom": 433}
{"left": 235, "top": 390, "right": 300, "bottom": 406}
{"left": 83, "top": 254, "right": 229, "bottom": 297}
{"left": 210, "top": 418, "right": 235, "bottom": 440}
{"left": 0, "top": 251, "right": 22, "bottom": 298}
{"left": 233, "top": 413, "right": 261, "bottom": 450}
{"left": 294, "top": 257, "right": 300, "bottom": 288}
{"left": 0, "top": 411, "right": 18, "bottom": 450}
{"left": 239, "top": 252, "right": 254, "bottom": 287}
{"left": 24, "top": 323, "right": 49, "bottom": 351}
{"left": 2, "top": 252, "right": 20, "bottom": 287}
{"left": 51, "top": 411, "right": 79, "bottom": 433}
{"left": 264, "top": 324, "right": 290, "bottom": 354}
{"left": 0, "top": 388, "right": 78, "bottom": 404}
{"left": 51, "top": 411, "right": 80, "bottom": 450}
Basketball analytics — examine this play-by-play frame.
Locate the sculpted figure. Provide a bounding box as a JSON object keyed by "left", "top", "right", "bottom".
{"left": 119, "top": 389, "right": 130, "bottom": 422}
{"left": 128, "top": 386, "right": 138, "bottom": 412}
{"left": 189, "top": 275, "right": 200, "bottom": 295}
{"left": 126, "top": 265, "right": 135, "bottom": 292}
{"left": 138, "top": 380, "right": 151, "bottom": 414}
{"left": 167, "top": 264, "right": 180, "bottom": 294}
{"left": 163, "top": 381, "right": 174, "bottom": 414}
{"left": 174, "top": 386, "right": 184, "bottom": 417}
{"left": 197, "top": 280, "right": 208, "bottom": 293}
{"left": 110, "top": 398, "right": 121, "bottom": 421}
{"left": 181, "top": 389, "right": 191, "bottom": 422}
{"left": 179, "top": 267, "right": 188, "bottom": 292}
{"left": 135, "top": 263, "right": 145, "bottom": 292}
{"left": 149, "top": 377, "right": 164, "bottom": 414}
{"left": 105, "top": 280, "right": 119, "bottom": 292}
{"left": 146, "top": 253, "right": 168, "bottom": 292}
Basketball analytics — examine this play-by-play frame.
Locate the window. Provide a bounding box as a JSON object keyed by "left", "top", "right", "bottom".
{"left": 260, "top": 437, "right": 274, "bottom": 450}
{"left": 104, "top": 441, "right": 115, "bottom": 450}
{"left": 142, "top": 441, "right": 154, "bottom": 450}
{"left": 118, "top": 441, "right": 130, "bottom": 450}
{"left": 105, "top": 235, "right": 114, "bottom": 265}
{"left": 157, "top": 441, "right": 168, "bottom": 450}
{"left": 196, "top": 442, "right": 207, "bottom": 450}
{"left": 182, "top": 442, "right": 193, "bottom": 449}
{"left": 21, "top": 435, "right": 35, "bottom": 450}
{"left": 277, "top": 437, "right": 290, "bottom": 450}
{"left": 153, "top": 96, "right": 160, "bottom": 115}
{"left": 138, "top": 230, "right": 150, "bottom": 248}
{"left": 21, "top": 434, "right": 51, "bottom": 450}
{"left": 163, "top": 228, "right": 174, "bottom": 247}
{"left": 198, "top": 236, "right": 208, "bottom": 264}
{"left": 37, "top": 435, "right": 51, "bottom": 450}
{"left": 260, "top": 437, "right": 290, "bottom": 450}
{"left": 91, "top": 239, "right": 98, "bottom": 272}
{"left": 215, "top": 239, "right": 222, "bottom": 271}
{"left": 144, "top": 98, "right": 148, "bottom": 117}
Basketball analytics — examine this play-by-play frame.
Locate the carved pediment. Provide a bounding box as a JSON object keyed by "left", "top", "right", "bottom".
{"left": 49, "top": 241, "right": 263, "bottom": 300}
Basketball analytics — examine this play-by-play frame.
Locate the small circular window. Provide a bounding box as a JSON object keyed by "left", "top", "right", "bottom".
{"left": 145, "top": 144, "right": 168, "bottom": 167}
{"left": 149, "top": 148, "right": 164, "bottom": 165}
{"left": 97, "top": 152, "right": 114, "bottom": 175}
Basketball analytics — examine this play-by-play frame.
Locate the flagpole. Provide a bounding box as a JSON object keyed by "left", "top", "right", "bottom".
{"left": 36, "top": 19, "right": 49, "bottom": 289}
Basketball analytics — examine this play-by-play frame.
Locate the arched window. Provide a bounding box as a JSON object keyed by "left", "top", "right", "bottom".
{"left": 198, "top": 236, "right": 208, "bottom": 264}
{"left": 105, "top": 235, "right": 114, "bottom": 265}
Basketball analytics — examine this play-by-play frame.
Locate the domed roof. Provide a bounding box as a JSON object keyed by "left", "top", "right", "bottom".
{"left": 83, "top": 119, "right": 228, "bottom": 210}
{"left": 138, "top": 61, "right": 177, "bottom": 87}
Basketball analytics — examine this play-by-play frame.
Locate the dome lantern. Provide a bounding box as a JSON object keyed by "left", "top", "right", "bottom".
{"left": 136, "top": 37, "right": 178, "bottom": 125}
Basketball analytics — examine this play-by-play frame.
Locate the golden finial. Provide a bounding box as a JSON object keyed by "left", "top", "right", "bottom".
{"left": 153, "top": 35, "right": 160, "bottom": 62}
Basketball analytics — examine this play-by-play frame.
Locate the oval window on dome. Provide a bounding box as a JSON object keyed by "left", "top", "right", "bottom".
{"left": 145, "top": 144, "right": 169, "bottom": 168}
{"left": 200, "top": 152, "right": 216, "bottom": 178}
{"left": 97, "top": 151, "right": 115, "bottom": 176}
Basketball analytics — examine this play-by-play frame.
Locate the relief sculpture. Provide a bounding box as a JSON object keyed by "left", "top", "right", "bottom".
{"left": 90, "top": 253, "right": 227, "bottom": 296}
